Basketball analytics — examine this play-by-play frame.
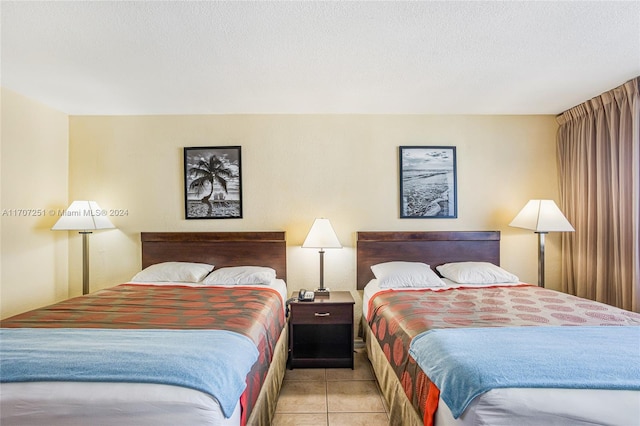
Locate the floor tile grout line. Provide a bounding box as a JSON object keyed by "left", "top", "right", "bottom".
{"left": 276, "top": 349, "right": 390, "bottom": 424}
{"left": 324, "top": 368, "right": 329, "bottom": 422}
{"left": 323, "top": 368, "right": 328, "bottom": 425}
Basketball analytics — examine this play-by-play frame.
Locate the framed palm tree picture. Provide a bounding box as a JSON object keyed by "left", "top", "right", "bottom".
{"left": 184, "top": 146, "right": 242, "bottom": 219}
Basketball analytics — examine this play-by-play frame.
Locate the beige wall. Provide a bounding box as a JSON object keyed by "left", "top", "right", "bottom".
{"left": 1, "top": 89, "right": 69, "bottom": 318}
{"left": 0, "top": 102, "right": 561, "bottom": 318}
{"left": 68, "top": 114, "right": 561, "bottom": 306}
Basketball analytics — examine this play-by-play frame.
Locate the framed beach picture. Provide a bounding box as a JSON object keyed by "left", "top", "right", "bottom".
{"left": 184, "top": 146, "right": 242, "bottom": 219}
{"left": 399, "top": 146, "right": 457, "bottom": 218}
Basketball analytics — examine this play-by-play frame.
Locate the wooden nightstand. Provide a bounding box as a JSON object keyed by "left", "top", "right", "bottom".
{"left": 288, "top": 291, "right": 354, "bottom": 369}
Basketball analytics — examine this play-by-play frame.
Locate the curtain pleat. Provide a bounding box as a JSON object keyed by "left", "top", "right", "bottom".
{"left": 556, "top": 77, "right": 639, "bottom": 312}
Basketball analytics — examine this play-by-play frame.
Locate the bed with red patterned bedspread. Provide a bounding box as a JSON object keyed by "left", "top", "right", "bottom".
{"left": 366, "top": 284, "right": 640, "bottom": 425}
{"left": 2, "top": 231, "right": 289, "bottom": 426}
{"left": 1, "top": 283, "right": 285, "bottom": 425}
{"left": 0, "top": 284, "right": 285, "bottom": 423}
{"left": 357, "top": 231, "right": 640, "bottom": 426}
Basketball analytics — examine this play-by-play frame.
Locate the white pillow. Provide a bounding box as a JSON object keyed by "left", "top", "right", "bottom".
{"left": 130, "top": 262, "right": 214, "bottom": 283}
{"left": 436, "top": 262, "right": 519, "bottom": 284}
{"left": 201, "top": 266, "right": 276, "bottom": 285}
{"left": 371, "top": 261, "right": 446, "bottom": 289}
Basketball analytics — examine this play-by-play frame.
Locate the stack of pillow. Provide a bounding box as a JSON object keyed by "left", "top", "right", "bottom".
{"left": 371, "top": 261, "right": 520, "bottom": 289}
{"left": 130, "top": 262, "right": 277, "bottom": 285}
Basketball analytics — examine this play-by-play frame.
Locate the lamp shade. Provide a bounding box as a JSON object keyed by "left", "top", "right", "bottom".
{"left": 509, "top": 200, "right": 574, "bottom": 233}
{"left": 51, "top": 201, "right": 115, "bottom": 231}
{"left": 302, "top": 218, "right": 342, "bottom": 249}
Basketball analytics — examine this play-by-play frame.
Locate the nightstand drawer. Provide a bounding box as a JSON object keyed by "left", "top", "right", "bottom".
{"left": 292, "top": 304, "right": 352, "bottom": 325}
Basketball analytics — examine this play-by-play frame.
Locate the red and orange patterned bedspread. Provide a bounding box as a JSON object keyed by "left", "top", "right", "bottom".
{"left": 1, "top": 284, "right": 286, "bottom": 424}
{"left": 366, "top": 284, "right": 640, "bottom": 424}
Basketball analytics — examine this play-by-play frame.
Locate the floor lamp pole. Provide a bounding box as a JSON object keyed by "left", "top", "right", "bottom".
{"left": 537, "top": 232, "right": 546, "bottom": 288}
{"left": 80, "top": 231, "right": 92, "bottom": 295}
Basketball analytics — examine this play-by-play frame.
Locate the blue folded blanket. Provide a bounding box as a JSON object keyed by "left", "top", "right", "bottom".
{"left": 409, "top": 325, "right": 640, "bottom": 418}
{"left": 0, "top": 328, "right": 259, "bottom": 418}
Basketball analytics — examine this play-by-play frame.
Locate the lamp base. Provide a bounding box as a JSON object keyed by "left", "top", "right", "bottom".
{"left": 314, "top": 288, "right": 330, "bottom": 298}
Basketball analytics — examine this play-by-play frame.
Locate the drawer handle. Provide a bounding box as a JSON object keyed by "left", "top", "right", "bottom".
{"left": 314, "top": 312, "right": 331, "bottom": 317}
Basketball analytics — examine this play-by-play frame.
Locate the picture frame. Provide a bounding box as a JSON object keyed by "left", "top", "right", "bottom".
{"left": 184, "top": 146, "right": 242, "bottom": 219}
{"left": 399, "top": 146, "right": 457, "bottom": 218}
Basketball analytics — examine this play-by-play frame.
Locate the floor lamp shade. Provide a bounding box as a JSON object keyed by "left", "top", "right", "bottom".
{"left": 509, "top": 200, "right": 575, "bottom": 233}
{"left": 51, "top": 201, "right": 115, "bottom": 232}
{"left": 302, "top": 218, "right": 342, "bottom": 293}
{"left": 509, "top": 200, "right": 574, "bottom": 288}
{"left": 52, "top": 201, "right": 115, "bottom": 295}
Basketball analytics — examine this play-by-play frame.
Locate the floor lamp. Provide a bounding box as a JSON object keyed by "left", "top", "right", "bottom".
{"left": 509, "top": 200, "right": 574, "bottom": 288}
{"left": 52, "top": 201, "right": 115, "bottom": 295}
{"left": 302, "top": 218, "right": 342, "bottom": 297}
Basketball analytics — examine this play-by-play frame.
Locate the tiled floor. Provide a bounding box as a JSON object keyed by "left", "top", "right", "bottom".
{"left": 273, "top": 344, "right": 389, "bottom": 426}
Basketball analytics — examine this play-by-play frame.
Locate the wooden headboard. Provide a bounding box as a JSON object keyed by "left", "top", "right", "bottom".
{"left": 141, "top": 232, "right": 287, "bottom": 281}
{"left": 356, "top": 231, "right": 500, "bottom": 289}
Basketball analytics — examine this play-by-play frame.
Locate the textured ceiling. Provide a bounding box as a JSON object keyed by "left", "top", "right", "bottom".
{"left": 1, "top": 1, "right": 639, "bottom": 115}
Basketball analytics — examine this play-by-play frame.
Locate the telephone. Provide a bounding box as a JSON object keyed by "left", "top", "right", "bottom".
{"left": 298, "top": 289, "right": 315, "bottom": 302}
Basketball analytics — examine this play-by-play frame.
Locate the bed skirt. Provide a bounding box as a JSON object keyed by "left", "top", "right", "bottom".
{"left": 247, "top": 324, "right": 288, "bottom": 426}
{"left": 362, "top": 317, "right": 423, "bottom": 426}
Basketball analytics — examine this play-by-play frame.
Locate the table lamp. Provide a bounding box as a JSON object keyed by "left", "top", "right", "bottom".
{"left": 302, "top": 218, "right": 342, "bottom": 296}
